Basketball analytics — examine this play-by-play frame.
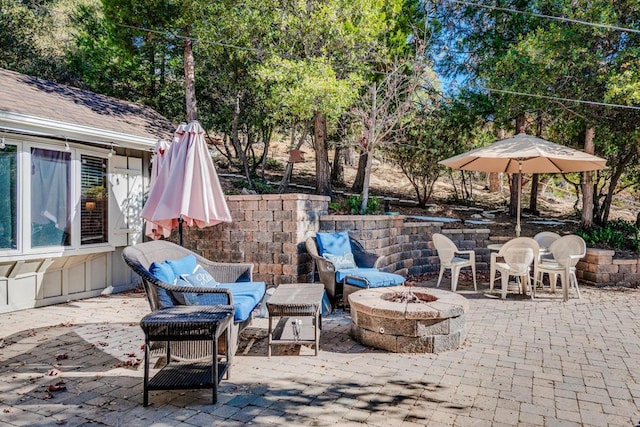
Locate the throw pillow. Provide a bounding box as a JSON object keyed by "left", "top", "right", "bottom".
{"left": 323, "top": 252, "right": 357, "bottom": 270}
{"left": 177, "top": 265, "right": 219, "bottom": 305}
{"left": 148, "top": 261, "right": 177, "bottom": 308}
{"left": 316, "top": 231, "right": 352, "bottom": 256}
{"left": 166, "top": 254, "right": 197, "bottom": 276}
{"left": 180, "top": 265, "right": 219, "bottom": 288}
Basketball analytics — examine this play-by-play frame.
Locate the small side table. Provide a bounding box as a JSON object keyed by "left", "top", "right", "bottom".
{"left": 140, "top": 305, "right": 234, "bottom": 406}
{"left": 267, "top": 283, "right": 325, "bottom": 357}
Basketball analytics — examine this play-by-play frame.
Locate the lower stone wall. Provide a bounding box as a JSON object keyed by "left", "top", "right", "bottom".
{"left": 577, "top": 248, "right": 640, "bottom": 287}
{"left": 318, "top": 216, "right": 492, "bottom": 276}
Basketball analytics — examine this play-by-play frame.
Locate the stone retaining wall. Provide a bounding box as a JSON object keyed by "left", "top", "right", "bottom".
{"left": 577, "top": 248, "right": 640, "bottom": 287}
{"left": 181, "top": 193, "right": 629, "bottom": 287}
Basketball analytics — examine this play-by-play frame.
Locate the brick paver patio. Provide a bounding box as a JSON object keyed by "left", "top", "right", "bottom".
{"left": 1, "top": 282, "right": 639, "bottom": 426}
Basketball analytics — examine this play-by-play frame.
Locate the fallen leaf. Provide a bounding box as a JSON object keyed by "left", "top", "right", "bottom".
{"left": 46, "top": 369, "right": 61, "bottom": 376}
{"left": 125, "top": 352, "right": 136, "bottom": 358}
{"left": 3, "top": 408, "right": 12, "bottom": 413}
{"left": 48, "top": 382, "right": 67, "bottom": 392}
{"left": 55, "top": 354, "right": 68, "bottom": 361}
{"left": 43, "top": 391, "right": 53, "bottom": 399}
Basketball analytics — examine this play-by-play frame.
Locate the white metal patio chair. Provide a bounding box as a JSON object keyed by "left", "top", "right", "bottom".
{"left": 433, "top": 233, "right": 477, "bottom": 292}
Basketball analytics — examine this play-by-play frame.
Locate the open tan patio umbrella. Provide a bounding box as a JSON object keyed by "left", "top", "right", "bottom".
{"left": 439, "top": 133, "right": 607, "bottom": 236}
{"left": 141, "top": 120, "right": 232, "bottom": 245}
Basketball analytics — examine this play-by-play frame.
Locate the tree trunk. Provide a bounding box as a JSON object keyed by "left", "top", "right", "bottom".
{"left": 331, "top": 145, "right": 345, "bottom": 186}
{"left": 352, "top": 152, "right": 367, "bottom": 193}
{"left": 231, "top": 92, "right": 252, "bottom": 188}
{"left": 488, "top": 128, "right": 505, "bottom": 193}
{"left": 529, "top": 115, "right": 543, "bottom": 215}
{"left": 331, "top": 121, "right": 347, "bottom": 186}
{"left": 581, "top": 127, "right": 596, "bottom": 228}
{"left": 360, "top": 147, "right": 374, "bottom": 214}
{"left": 313, "top": 112, "right": 332, "bottom": 196}
{"left": 510, "top": 115, "right": 526, "bottom": 218}
{"left": 183, "top": 33, "right": 197, "bottom": 122}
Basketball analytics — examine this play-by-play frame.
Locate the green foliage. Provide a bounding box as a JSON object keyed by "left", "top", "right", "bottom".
{"left": 577, "top": 220, "right": 640, "bottom": 252}
{"left": 264, "top": 158, "right": 284, "bottom": 171}
{"left": 330, "top": 195, "right": 381, "bottom": 215}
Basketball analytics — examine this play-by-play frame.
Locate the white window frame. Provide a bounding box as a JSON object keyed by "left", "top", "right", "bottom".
{"left": 0, "top": 135, "right": 117, "bottom": 261}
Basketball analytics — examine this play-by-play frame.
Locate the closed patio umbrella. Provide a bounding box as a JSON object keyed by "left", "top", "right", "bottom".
{"left": 144, "top": 138, "right": 172, "bottom": 240}
{"left": 141, "top": 121, "right": 232, "bottom": 245}
{"left": 439, "top": 133, "right": 607, "bottom": 236}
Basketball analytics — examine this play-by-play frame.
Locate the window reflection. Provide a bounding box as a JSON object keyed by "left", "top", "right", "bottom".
{"left": 31, "top": 148, "right": 71, "bottom": 247}
{"left": 0, "top": 144, "right": 17, "bottom": 249}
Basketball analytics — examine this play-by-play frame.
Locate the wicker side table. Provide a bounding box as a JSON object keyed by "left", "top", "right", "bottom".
{"left": 267, "top": 283, "right": 325, "bottom": 357}
{"left": 140, "top": 305, "right": 234, "bottom": 406}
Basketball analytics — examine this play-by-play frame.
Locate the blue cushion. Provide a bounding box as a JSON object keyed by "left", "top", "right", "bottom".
{"left": 218, "top": 282, "right": 266, "bottom": 302}
{"left": 317, "top": 231, "right": 352, "bottom": 257}
{"left": 187, "top": 281, "right": 266, "bottom": 322}
{"left": 148, "top": 261, "right": 177, "bottom": 308}
{"left": 166, "top": 254, "right": 197, "bottom": 276}
{"left": 221, "top": 282, "right": 266, "bottom": 322}
{"left": 337, "top": 268, "right": 404, "bottom": 289}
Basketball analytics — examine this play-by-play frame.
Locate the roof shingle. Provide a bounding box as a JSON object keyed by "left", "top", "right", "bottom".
{"left": 0, "top": 68, "right": 174, "bottom": 141}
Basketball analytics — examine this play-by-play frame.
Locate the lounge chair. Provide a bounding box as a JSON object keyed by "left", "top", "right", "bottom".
{"left": 306, "top": 231, "right": 404, "bottom": 304}
{"left": 122, "top": 240, "right": 265, "bottom": 358}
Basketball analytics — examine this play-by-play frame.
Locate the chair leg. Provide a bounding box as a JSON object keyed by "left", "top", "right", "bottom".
{"left": 437, "top": 266, "right": 445, "bottom": 288}
{"left": 489, "top": 266, "right": 496, "bottom": 292}
{"left": 561, "top": 270, "right": 569, "bottom": 302}
{"left": 451, "top": 267, "right": 460, "bottom": 292}
{"left": 501, "top": 274, "right": 509, "bottom": 299}
{"left": 571, "top": 271, "right": 581, "bottom": 299}
{"left": 471, "top": 264, "right": 477, "bottom": 291}
{"left": 550, "top": 273, "right": 558, "bottom": 293}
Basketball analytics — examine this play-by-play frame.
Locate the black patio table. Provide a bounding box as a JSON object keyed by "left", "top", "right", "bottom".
{"left": 140, "top": 305, "right": 234, "bottom": 406}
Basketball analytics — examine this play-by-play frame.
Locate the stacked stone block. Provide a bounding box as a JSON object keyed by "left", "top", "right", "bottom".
{"left": 578, "top": 248, "right": 640, "bottom": 286}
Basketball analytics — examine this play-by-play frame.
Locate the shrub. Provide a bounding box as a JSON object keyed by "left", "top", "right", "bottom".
{"left": 577, "top": 219, "right": 640, "bottom": 253}
{"left": 329, "top": 195, "right": 382, "bottom": 215}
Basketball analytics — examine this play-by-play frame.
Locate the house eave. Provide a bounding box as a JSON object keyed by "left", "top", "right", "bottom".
{"left": 0, "top": 110, "right": 159, "bottom": 151}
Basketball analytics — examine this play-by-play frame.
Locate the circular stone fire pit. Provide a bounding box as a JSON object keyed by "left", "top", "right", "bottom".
{"left": 348, "top": 287, "right": 468, "bottom": 353}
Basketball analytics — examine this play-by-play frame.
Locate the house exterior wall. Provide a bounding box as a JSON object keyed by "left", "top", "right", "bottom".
{"left": 0, "top": 142, "right": 151, "bottom": 314}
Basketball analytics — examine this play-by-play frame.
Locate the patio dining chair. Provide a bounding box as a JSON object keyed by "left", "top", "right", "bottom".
{"left": 489, "top": 237, "right": 539, "bottom": 299}
{"left": 432, "top": 233, "right": 477, "bottom": 292}
{"left": 534, "top": 231, "right": 561, "bottom": 260}
{"left": 536, "top": 234, "right": 586, "bottom": 302}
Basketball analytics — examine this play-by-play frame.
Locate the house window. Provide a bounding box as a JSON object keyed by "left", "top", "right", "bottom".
{"left": 0, "top": 144, "right": 17, "bottom": 249}
{"left": 31, "top": 148, "right": 71, "bottom": 247}
{"left": 81, "top": 155, "right": 108, "bottom": 244}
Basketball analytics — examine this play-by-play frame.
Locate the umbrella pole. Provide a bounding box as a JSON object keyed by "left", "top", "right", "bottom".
{"left": 178, "top": 217, "right": 184, "bottom": 246}
{"left": 516, "top": 163, "right": 522, "bottom": 237}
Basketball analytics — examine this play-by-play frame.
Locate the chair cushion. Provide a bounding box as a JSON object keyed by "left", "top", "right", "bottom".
{"left": 148, "top": 261, "right": 177, "bottom": 308}
{"left": 317, "top": 231, "right": 352, "bottom": 257}
{"left": 181, "top": 281, "right": 266, "bottom": 323}
{"left": 153, "top": 254, "right": 197, "bottom": 306}
{"left": 336, "top": 268, "right": 404, "bottom": 289}
{"left": 324, "top": 252, "right": 357, "bottom": 269}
